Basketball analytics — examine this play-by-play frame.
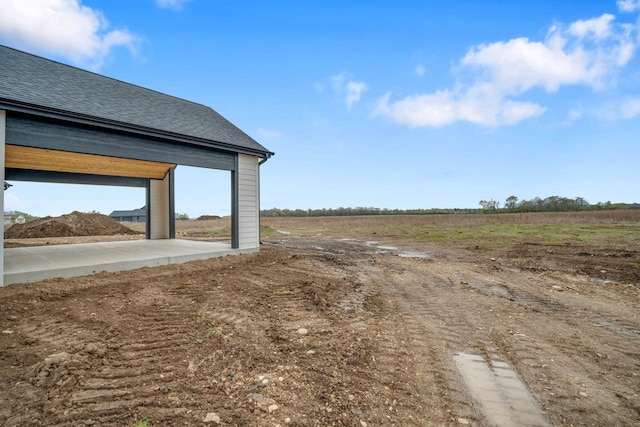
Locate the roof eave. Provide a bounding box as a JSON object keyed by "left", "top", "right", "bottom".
{"left": 0, "top": 99, "right": 275, "bottom": 160}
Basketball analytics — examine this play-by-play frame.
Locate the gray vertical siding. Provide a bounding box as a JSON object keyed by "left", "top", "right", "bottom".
{"left": 168, "top": 168, "right": 175, "bottom": 239}
{"left": 237, "top": 154, "right": 260, "bottom": 249}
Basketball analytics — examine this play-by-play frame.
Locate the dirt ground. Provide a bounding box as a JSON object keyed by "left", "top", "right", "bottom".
{"left": 0, "top": 231, "right": 638, "bottom": 425}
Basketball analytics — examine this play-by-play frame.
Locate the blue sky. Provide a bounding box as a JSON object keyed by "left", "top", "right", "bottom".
{"left": 1, "top": 0, "right": 639, "bottom": 217}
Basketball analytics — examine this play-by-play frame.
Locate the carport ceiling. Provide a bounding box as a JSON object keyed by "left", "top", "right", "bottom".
{"left": 5, "top": 145, "right": 175, "bottom": 180}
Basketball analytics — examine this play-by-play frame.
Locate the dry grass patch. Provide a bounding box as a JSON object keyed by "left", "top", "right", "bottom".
{"left": 262, "top": 211, "right": 640, "bottom": 251}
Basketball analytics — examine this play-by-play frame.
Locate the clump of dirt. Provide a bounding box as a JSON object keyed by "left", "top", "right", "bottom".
{"left": 4, "top": 211, "right": 142, "bottom": 239}
{"left": 196, "top": 215, "right": 222, "bottom": 220}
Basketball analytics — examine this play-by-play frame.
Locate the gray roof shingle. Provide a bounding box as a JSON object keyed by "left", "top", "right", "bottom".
{"left": 110, "top": 208, "right": 147, "bottom": 218}
{"left": 0, "top": 45, "right": 272, "bottom": 158}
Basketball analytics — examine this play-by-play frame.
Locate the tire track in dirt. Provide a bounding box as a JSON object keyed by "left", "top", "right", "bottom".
{"left": 322, "top": 238, "right": 629, "bottom": 425}
{"left": 500, "top": 282, "right": 632, "bottom": 423}
{"left": 18, "top": 317, "right": 98, "bottom": 351}
{"left": 7, "top": 271, "right": 229, "bottom": 426}
{"left": 266, "top": 239, "right": 443, "bottom": 425}
{"left": 269, "top": 238, "right": 484, "bottom": 423}
{"left": 366, "top": 257, "right": 495, "bottom": 425}
{"left": 368, "top": 248, "right": 640, "bottom": 426}
{"left": 49, "top": 303, "right": 197, "bottom": 425}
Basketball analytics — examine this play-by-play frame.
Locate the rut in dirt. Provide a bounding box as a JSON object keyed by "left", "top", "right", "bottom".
{"left": 269, "top": 236, "right": 640, "bottom": 426}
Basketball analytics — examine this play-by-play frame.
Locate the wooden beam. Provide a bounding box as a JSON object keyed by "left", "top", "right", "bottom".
{"left": 5, "top": 145, "right": 175, "bottom": 179}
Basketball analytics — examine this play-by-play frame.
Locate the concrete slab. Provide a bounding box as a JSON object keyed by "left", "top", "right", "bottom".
{"left": 3, "top": 239, "right": 257, "bottom": 286}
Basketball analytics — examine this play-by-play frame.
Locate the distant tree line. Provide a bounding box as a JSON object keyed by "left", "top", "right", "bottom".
{"left": 260, "top": 207, "right": 479, "bottom": 217}
{"left": 260, "top": 197, "right": 639, "bottom": 217}
{"left": 480, "top": 196, "right": 638, "bottom": 213}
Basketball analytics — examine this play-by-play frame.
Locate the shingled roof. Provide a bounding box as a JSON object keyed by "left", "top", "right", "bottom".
{"left": 109, "top": 207, "right": 147, "bottom": 218}
{"left": 0, "top": 45, "right": 273, "bottom": 158}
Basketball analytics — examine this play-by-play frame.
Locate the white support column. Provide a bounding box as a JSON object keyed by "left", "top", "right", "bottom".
{"left": 0, "top": 110, "right": 5, "bottom": 287}
{"left": 237, "top": 154, "right": 260, "bottom": 249}
{"left": 149, "top": 173, "right": 170, "bottom": 239}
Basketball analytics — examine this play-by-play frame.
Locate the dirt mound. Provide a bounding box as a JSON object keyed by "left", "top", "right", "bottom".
{"left": 196, "top": 215, "right": 221, "bottom": 220}
{"left": 4, "top": 211, "right": 142, "bottom": 239}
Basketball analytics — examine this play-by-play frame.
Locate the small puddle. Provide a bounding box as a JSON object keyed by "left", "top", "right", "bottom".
{"left": 488, "top": 285, "right": 510, "bottom": 298}
{"left": 398, "top": 251, "right": 429, "bottom": 258}
{"left": 454, "top": 352, "right": 550, "bottom": 426}
{"left": 363, "top": 241, "right": 430, "bottom": 258}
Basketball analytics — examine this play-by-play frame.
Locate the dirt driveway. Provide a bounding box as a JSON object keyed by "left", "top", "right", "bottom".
{"left": 1, "top": 235, "right": 638, "bottom": 426}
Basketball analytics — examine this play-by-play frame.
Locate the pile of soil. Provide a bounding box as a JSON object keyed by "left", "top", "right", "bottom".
{"left": 196, "top": 215, "right": 222, "bottom": 220}
{"left": 4, "top": 211, "right": 142, "bottom": 239}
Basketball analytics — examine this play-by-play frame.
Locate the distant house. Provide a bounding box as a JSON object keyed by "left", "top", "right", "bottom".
{"left": 110, "top": 207, "right": 147, "bottom": 222}
{"left": 4, "top": 214, "right": 25, "bottom": 225}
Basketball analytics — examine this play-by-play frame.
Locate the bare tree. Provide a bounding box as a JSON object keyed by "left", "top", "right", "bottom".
{"left": 479, "top": 199, "right": 499, "bottom": 211}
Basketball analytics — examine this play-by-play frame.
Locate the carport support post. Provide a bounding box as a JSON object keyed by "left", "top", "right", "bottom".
{"left": 0, "top": 110, "right": 5, "bottom": 287}
{"left": 231, "top": 165, "right": 239, "bottom": 249}
{"left": 231, "top": 154, "right": 260, "bottom": 250}
{"left": 148, "top": 168, "right": 175, "bottom": 239}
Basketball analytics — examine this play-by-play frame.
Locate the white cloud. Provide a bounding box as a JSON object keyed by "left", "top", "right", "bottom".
{"left": 0, "top": 0, "right": 139, "bottom": 70}
{"left": 461, "top": 38, "right": 586, "bottom": 93}
{"left": 374, "top": 91, "right": 453, "bottom": 127}
{"left": 500, "top": 100, "right": 547, "bottom": 125}
{"left": 568, "top": 14, "right": 615, "bottom": 39}
{"left": 345, "top": 81, "right": 368, "bottom": 109}
{"left": 462, "top": 16, "right": 634, "bottom": 92}
{"left": 375, "top": 12, "right": 639, "bottom": 127}
{"left": 618, "top": 0, "right": 640, "bottom": 12}
{"left": 415, "top": 65, "right": 425, "bottom": 77}
{"left": 373, "top": 90, "right": 545, "bottom": 127}
{"left": 620, "top": 98, "right": 640, "bottom": 118}
{"left": 330, "top": 73, "right": 368, "bottom": 109}
{"left": 156, "top": 0, "right": 192, "bottom": 11}
{"left": 563, "top": 105, "right": 584, "bottom": 125}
